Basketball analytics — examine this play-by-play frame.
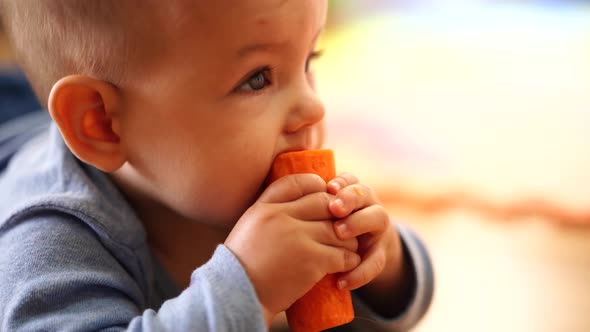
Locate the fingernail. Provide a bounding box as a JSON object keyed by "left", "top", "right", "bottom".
{"left": 329, "top": 181, "right": 341, "bottom": 191}
{"left": 333, "top": 198, "right": 344, "bottom": 210}
{"left": 336, "top": 222, "right": 350, "bottom": 237}
{"left": 338, "top": 279, "right": 348, "bottom": 290}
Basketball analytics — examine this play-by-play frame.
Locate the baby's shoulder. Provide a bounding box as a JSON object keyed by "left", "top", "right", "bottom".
{"left": 0, "top": 125, "right": 151, "bottom": 289}
{"left": 0, "top": 210, "right": 109, "bottom": 265}
{"left": 0, "top": 210, "right": 151, "bottom": 327}
{"left": 0, "top": 124, "right": 146, "bottom": 249}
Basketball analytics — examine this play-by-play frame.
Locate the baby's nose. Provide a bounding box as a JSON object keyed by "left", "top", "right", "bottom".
{"left": 284, "top": 86, "right": 326, "bottom": 134}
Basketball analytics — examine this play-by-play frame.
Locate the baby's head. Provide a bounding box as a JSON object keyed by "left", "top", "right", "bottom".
{"left": 1, "top": 1, "right": 160, "bottom": 106}
{"left": 2, "top": 0, "right": 328, "bottom": 228}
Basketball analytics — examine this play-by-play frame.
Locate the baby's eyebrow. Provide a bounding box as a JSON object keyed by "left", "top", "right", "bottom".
{"left": 236, "top": 26, "right": 324, "bottom": 59}
{"left": 310, "top": 27, "right": 324, "bottom": 46}
{"left": 237, "top": 41, "right": 284, "bottom": 58}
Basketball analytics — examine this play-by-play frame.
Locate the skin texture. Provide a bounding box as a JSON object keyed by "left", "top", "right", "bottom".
{"left": 45, "top": 0, "right": 410, "bottom": 327}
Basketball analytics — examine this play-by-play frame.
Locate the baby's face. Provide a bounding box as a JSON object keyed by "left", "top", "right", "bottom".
{"left": 117, "top": 0, "right": 328, "bottom": 227}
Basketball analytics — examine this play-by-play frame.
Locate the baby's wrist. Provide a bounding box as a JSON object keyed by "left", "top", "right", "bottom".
{"left": 367, "top": 243, "right": 404, "bottom": 293}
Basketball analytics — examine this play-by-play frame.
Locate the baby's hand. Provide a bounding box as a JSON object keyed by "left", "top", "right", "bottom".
{"left": 327, "top": 173, "right": 402, "bottom": 291}
{"left": 224, "top": 174, "right": 360, "bottom": 325}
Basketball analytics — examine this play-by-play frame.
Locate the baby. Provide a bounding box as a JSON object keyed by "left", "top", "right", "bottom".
{"left": 0, "top": 1, "right": 433, "bottom": 331}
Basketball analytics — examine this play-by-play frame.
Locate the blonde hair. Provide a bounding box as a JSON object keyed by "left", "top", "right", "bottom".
{"left": 0, "top": 0, "right": 161, "bottom": 107}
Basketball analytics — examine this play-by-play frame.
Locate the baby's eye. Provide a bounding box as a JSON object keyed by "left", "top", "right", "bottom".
{"left": 237, "top": 68, "right": 271, "bottom": 92}
{"left": 305, "top": 50, "right": 323, "bottom": 72}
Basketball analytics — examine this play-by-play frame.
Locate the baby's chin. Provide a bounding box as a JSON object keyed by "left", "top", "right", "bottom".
{"left": 170, "top": 177, "right": 267, "bottom": 230}
{"left": 183, "top": 196, "right": 260, "bottom": 231}
{"left": 197, "top": 218, "right": 236, "bottom": 232}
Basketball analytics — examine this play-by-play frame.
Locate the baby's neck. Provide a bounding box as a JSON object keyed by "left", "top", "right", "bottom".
{"left": 109, "top": 171, "right": 230, "bottom": 289}
{"left": 143, "top": 211, "right": 230, "bottom": 289}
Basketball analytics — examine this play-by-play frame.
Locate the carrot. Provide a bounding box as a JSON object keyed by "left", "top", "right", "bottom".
{"left": 268, "top": 149, "right": 355, "bottom": 332}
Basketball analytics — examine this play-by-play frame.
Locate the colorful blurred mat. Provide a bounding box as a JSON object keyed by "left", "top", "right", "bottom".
{"left": 317, "top": 5, "right": 590, "bottom": 225}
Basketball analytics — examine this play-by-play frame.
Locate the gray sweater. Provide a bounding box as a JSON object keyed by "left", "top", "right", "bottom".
{"left": 0, "top": 123, "right": 433, "bottom": 331}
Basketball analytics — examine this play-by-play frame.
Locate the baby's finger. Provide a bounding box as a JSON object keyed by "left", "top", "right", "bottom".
{"left": 327, "top": 172, "right": 359, "bottom": 194}
{"left": 333, "top": 205, "right": 390, "bottom": 240}
{"left": 287, "top": 191, "right": 333, "bottom": 221}
{"left": 337, "top": 246, "right": 387, "bottom": 290}
{"left": 306, "top": 220, "right": 359, "bottom": 253}
{"left": 321, "top": 245, "right": 362, "bottom": 275}
{"left": 260, "top": 173, "right": 326, "bottom": 204}
{"left": 329, "top": 184, "right": 378, "bottom": 218}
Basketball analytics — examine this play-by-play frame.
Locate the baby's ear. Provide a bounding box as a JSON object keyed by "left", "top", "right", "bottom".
{"left": 48, "top": 75, "right": 125, "bottom": 172}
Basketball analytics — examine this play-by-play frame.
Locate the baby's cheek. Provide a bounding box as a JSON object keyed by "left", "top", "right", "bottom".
{"left": 200, "top": 178, "right": 264, "bottom": 225}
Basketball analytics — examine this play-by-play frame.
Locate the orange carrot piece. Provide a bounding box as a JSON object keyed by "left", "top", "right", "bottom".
{"left": 268, "top": 149, "right": 354, "bottom": 332}
{"left": 268, "top": 149, "right": 337, "bottom": 184}
{"left": 286, "top": 274, "right": 355, "bottom": 332}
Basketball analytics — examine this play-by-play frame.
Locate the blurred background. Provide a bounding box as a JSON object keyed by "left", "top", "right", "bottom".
{"left": 2, "top": 1, "right": 590, "bottom": 331}
{"left": 318, "top": 1, "right": 590, "bottom": 332}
